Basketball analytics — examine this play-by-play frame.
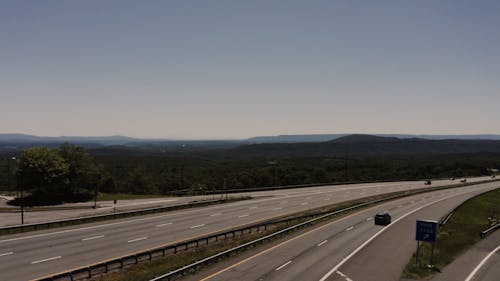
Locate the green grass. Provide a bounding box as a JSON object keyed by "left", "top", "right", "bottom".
{"left": 403, "top": 187, "right": 500, "bottom": 279}
{"left": 92, "top": 188, "right": 445, "bottom": 281}
{"left": 96, "top": 227, "right": 280, "bottom": 281}
{"left": 97, "top": 193, "right": 172, "bottom": 201}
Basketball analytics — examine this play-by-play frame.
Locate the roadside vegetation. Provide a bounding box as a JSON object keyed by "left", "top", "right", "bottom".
{"left": 402, "top": 187, "right": 500, "bottom": 279}
{"left": 93, "top": 185, "right": 466, "bottom": 281}
{"left": 1, "top": 143, "right": 499, "bottom": 206}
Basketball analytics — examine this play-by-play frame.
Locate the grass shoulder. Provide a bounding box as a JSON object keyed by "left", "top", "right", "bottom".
{"left": 403, "top": 187, "right": 500, "bottom": 279}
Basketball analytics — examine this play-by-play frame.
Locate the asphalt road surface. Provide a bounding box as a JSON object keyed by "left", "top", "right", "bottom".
{"left": 433, "top": 231, "right": 500, "bottom": 281}
{"left": 0, "top": 177, "right": 490, "bottom": 227}
{"left": 0, "top": 177, "right": 493, "bottom": 280}
{"left": 189, "top": 181, "right": 499, "bottom": 281}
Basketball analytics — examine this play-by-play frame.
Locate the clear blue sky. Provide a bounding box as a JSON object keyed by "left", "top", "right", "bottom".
{"left": 1, "top": 1, "right": 499, "bottom": 139}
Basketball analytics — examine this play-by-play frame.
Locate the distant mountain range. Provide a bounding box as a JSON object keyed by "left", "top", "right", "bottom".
{"left": 2, "top": 133, "right": 500, "bottom": 154}
{"left": 246, "top": 134, "right": 500, "bottom": 143}
{"left": 231, "top": 134, "right": 500, "bottom": 157}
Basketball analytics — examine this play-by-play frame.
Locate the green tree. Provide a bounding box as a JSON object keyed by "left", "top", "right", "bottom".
{"left": 58, "top": 143, "right": 101, "bottom": 194}
{"left": 124, "top": 165, "right": 157, "bottom": 194}
{"left": 17, "top": 147, "right": 69, "bottom": 198}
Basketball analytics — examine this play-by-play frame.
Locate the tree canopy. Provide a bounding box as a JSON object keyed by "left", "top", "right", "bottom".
{"left": 14, "top": 144, "right": 103, "bottom": 205}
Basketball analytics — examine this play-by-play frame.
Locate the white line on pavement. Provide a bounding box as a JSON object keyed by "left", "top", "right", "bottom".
{"left": 190, "top": 224, "right": 205, "bottom": 229}
{"left": 345, "top": 226, "right": 354, "bottom": 231}
{"left": 238, "top": 214, "right": 249, "bottom": 218}
{"left": 318, "top": 189, "right": 489, "bottom": 281}
{"left": 336, "top": 271, "right": 353, "bottom": 281}
{"left": 82, "top": 235, "right": 104, "bottom": 241}
{"left": 275, "top": 261, "right": 292, "bottom": 271}
{"left": 31, "top": 256, "right": 61, "bottom": 264}
{"left": 156, "top": 222, "right": 173, "bottom": 227}
{"left": 127, "top": 237, "right": 148, "bottom": 243}
{"left": 317, "top": 240, "right": 328, "bottom": 247}
{"left": 464, "top": 244, "right": 500, "bottom": 281}
{"left": 210, "top": 213, "right": 222, "bottom": 217}
{"left": 0, "top": 252, "right": 13, "bottom": 257}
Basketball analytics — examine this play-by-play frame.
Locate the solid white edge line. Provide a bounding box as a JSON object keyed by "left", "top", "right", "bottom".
{"left": 0, "top": 177, "right": 491, "bottom": 244}
{"left": 337, "top": 271, "right": 353, "bottom": 281}
{"left": 81, "top": 235, "right": 104, "bottom": 241}
{"left": 127, "top": 237, "right": 148, "bottom": 243}
{"left": 31, "top": 256, "right": 62, "bottom": 264}
{"left": 318, "top": 189, "right": 488, "bottom": 281}
{"left": 0, "top": 252, "right": 13, "bottom": 257}
{"left": 275, "top": 260, "right": 292, "bottom": 271}
{"left": 464, "top": 244, "right": 500, "bottom": 281}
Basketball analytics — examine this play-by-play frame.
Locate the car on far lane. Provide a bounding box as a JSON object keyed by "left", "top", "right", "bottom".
{"left": 374, "top": 211, "right": 391, "bottom": 226}
{"left": 460, "top": 178, "right": 467, "bottom": 183}
{"left": 424, "top": 180, "right": 432, "bottom": 185}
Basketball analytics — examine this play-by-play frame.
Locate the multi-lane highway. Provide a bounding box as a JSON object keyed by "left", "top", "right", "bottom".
{"left": 0, "top": 178, "right": 489, "bottom": 227}
{"left": 0, "top": 177, "right": 494, "bottom": 280}
{"left": 188, "top": 181, "right": 499, "bottom": 281}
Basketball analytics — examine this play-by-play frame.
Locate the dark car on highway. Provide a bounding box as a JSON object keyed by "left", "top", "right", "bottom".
{"left": 374, "top": 211, "right": 391, "bottom": 226}
{"left": 424, "top": 180, "right": 432, "bottom": 185}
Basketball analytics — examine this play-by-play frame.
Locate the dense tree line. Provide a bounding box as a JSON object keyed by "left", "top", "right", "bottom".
{"left": 2, "top": 145, "right": 499, "bottom": 206}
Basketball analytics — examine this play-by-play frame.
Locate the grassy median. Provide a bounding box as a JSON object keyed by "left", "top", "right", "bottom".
{"left": 402, "top": 187, "right": 500, "bottom": 279}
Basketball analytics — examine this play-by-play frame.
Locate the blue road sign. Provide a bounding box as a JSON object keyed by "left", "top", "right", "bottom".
{"left": 416, "top": 220, "right": 438, "bottom": 242}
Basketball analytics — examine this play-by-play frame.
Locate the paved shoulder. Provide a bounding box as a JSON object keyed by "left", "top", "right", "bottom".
{"left": 432, "top": 230, "right": 500, "bottom": 281}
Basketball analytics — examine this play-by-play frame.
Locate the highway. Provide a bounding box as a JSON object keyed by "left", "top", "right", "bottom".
{"left": 0, "top": 177, "right": 492, "bottom": 280}
{"left": 0, "top": 178, "right": 488, "bottom": 227}
{"left": 189, "top": 181, "right": 499, "bottom": 281}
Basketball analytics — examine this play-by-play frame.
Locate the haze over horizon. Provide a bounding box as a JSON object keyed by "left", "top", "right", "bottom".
{"left": 2, "top": 1, "right": 499, "bottom": 139}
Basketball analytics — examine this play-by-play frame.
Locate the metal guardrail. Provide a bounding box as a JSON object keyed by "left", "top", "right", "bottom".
{"left": 33, "top": 179, "right": 499, "bottom": 281}
{"left": 150, "top": 180, "right": 500, "bottom": 281}
{"left": 0, "top": 199, "right": 229, "bottom": 235}
{"left": 480, "top": 222, "right": 500, "bottom": 238}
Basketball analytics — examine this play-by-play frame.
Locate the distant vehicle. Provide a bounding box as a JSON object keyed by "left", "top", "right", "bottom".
{"left": 492, "top": 175, "right": 496, "bottom": 178}
{"left": 374, "top": 211, "right": 391, "bottom": 226}
{"left": 460, "top": 178, "right": 467, "bottom": 183}
{"left": 424, "top": 180, "right": 432, "bottom": 185}
{"left": 450, "top": 177, "right": 455, "bottom": 181}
